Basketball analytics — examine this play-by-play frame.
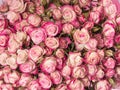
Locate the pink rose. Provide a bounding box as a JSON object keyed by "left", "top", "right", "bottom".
{"left": 62, "top": 5, "right": 76, "bottom": 22}
{"left": 115, "top": 34, "right": 120, "bottom": 44}
{"left": 79, "top": 0, "right": 90, "bottom": 7}
{"left": 55, "top": 49, "right": 64, "bottom": 59}
{"left": 67, "top": 52, "right": 83, "bottom": 67}
{"left": 85, "top": 51, "right": 100, "bottom": 65}
{"left": 52, "top": 8, "right": 62, "bottom": 20}
{"left": 29, "top": 45, "right": 44, "bottom": 62}
{"left": 62, "top": 23, "right": 73, "bottom": 34}
{"left": 0, "top": 1, "right": 9, "bottom": 13}
{"left": 87, "top": 64, "right": 97, "bottom": 76}
{"left": 56, "top": 58, "right": 63, "bottom": 70}
{"left": 96, "top": 67, "right": 104, "bottom": 79}
{"left": 72, "top": 66, "right": 87, "bottom": 78}
{"left": 0, "top": 18, "right": 7, "bottom": 32}
{"left": 0, "top": 52, "right": 8, "bottom": 66}
{"left": 81, "top": 77, "right": 90, "bottom": 87}
{"left": 103, "top": 57, "right": 116, "bottom": 69}
{"left": 104, "top": 37, "right": 114, "bottom": 48}
{"left": 27, "top": 14, "right": 41, "bottom": 27}
{"left": 40, "top": 56, "right": 57, "bottom": 73}
{"left": 75, "top": 42, "right": 85, "bottom": 51}
{"left": 45, "top": 37, "right": 59, "bottom": 49}
{"left": 23, "top": 25, "right": 34, "bottom": 35}
{"left": 36, "top": 5, "right": 44, "bottom": 15}
{"left": 55, "top": 84, "right": 67, "bottom": 90}
{"left": 101, "top": 0, "right": 112, "bottom": 7}
{"left": 83, "top": 21, "right": 94, "bottom": 30}
{"left": 50, "top": 70, "right": 62, "bottom": 84}
{"left": 73, "top": 28, "right": 90, "bottom": 44}
{"left": 106, "top": 69, "right": 115, "bottom": 78}
{"left": 70, "top": 20, "right": 80, "bottom": 28}
{"left": 42, "top": 22, "right": 59, "bottom": 36}
{"left": 1, "top": 84, "right": 13, "bottom": 90}
{"left": 0, "top": 46, "right": 5, "bottom": 54}
{"left": 38, "top": 73, "right": 52, "bottom": 89}
{"left": 30, "top": 28, "right": 46, "bottom": 44}
{"left": 73, "top": 5, "right": 82, "bottom": 15}
{"left": 115, "top": 50, "right": 120, "bottom": 63}
{"left": 19, "top": 60, "right": 36, "bottom": 73}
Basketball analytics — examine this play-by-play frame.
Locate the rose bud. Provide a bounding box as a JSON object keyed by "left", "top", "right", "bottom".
{"left": 60, "top": 0, "right": 70, "bottom": 4}
{"left": 42, "top": 22, "right": 59, "bottom": 36}
{"left": 62, "top": 23, "right": 73, "bottom": 34}
{"left": 52, "top": 8, "right": 62, "bottom": 20}
{"left": 0, "top": 52, "right": 9, "bottom": 66}
{"left": 68, "top": 79, "right": 84, "bottom": 90}
{"left": 95, "top": 80, "right": 110, "bottom": 90}
{"left": 6, "top": 55, "right": 18, "bottom": 69}
{"left": 81, "top": 77, "right": 90, "bottom": 87}
{"left": 19, "top": 73, "right": 32, "bottom": 87}
{"left": 67, "top": 52, "right": 83, "bottom": 67}
{"left": 50, "top": 70, "right": 62, "bottom": 84}
{"left": 85, "top": 38, "right": 98, "bottom": 51}
{"left": 30, "top": 28, "right": 47, "bottom": 44}
{"left": 61, "top": 65, "right": 71, "bottom": 79}
{"left": 40, "top": 56, "right": 57, "bottom": 73}
{"left": 59, "top": 37, "right": 71, "bottom": 49}
{"left": 83, "top": 21, "right": 94, "bottom": 30}
{"left": 29, "top": 45, "right": 44, "bottom": 62}
{"left": 55, "top": 49, "right": 65, "bottom": 59}
{"left": 1, "top": 84, "right": 13, "bottom": 90}
{"left": 103, "top": 57, "right": 116, "bottom": 69}
{"left": 27, "top": 79, "right": 41, "bottom": 90}
{"left": 95, "top": 67, "right": 104, "bottom": 79}
{"left": 17, "top": 49, "right": 28, "bottom": 64}
{"left": 56, "top": 58, "right": 63, "bottom": 70}
{"left": 85, "top": 51, "right": 100, "bottom": 65}
{"left": 87, "top": 64, "right": 97, "bottom": 76}
{"left": 73, "top": 28, "right": 90, "bottom": 44}
{"left": 19, "top": 60, "right": 36, "bottom": 73}
{"left": 55, "top": 84, "right": 67, "bottom": 90}
{"left": 45, "top": 37, "right": 59, "bottom": 50}
{"left": 62, "top": 5, "right": 76, "bottom": 22}
{"left": 6, "top": 11, "right": 20, "bottom": 24}
{"left": 72, "top": 66, "right": 87, "bottom": 79}
{"left": 106, "top": 69, "right": 115, "bottom": 78}
{"left": 28, "top": 14, "right": 41, "bottom": 27}
{"left": 73, "top": 5, "right": 82, "bottom": 15}
{"left": 38, "top": 73, "right": 52, "bottom": 89}
{"left": 36, "top": 5, "right": 44, "bottom": 15}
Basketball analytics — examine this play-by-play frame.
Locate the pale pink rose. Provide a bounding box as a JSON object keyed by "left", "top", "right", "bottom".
{"left": 50, "top": 70, "right": 62, "bottom": 84}
{"left": 103, "top": 57, "right": 116, "bottom": 69}
{"left": 81, "top": 77, "right": 90, "bottom": 87}
{"left": 73, "top": 28, "right": 90, "bottom": 44}
{"left": 17, "top": 49, "right": 28, "bottom": 64}
{"left": 73, "top": 5, "right": 82, "bottom": 15}
{"left": 19, "top": 73, "right": 32, "bottom": 87}
{"left": 0, "top": 52, "right": 9, "bottom": 66}
{"left": 7, "top": 71, "right": 20, "bottom": 84}
{"left": 6, "top": 55, "right": 18, "bottom": 69}
{"left": 45, "top": 37, "right": 59, "bottom": 50}
{"left": 68, "top": 79, "right": 85, "bottom": 90}
{"left": 72, "top": 66, "right": 87, "bottom": 79}
{"left": 0, "top": 46, "right": 5, "bottom": 54}
{"left": 75, "top": 42, "right": 85, "bottom": 51}
{"left": 61, "top": 65, "right": 71, "bottom": 79}
{"left": 89, "top": 11, "right": 100, "bottom": 24}
{"left": 95, "top": 80, "right": 110, "bottom": 90}
{"left": 87, "top": 64, "right": 97, "bottom": 76}
{"left": 83, "top": 21, "right": 94, "bottom": 30}
{"left": 60, "top": 0, "right": 70, "bottom": 4}
{"left": 30, "top": 28, "right": 46, "bottom": 44}
{"left": 79, "top": 0, "right": 90, "bottom": 7}
{"left": 85, "top": 51, "right": 100, "bottom": 65}
{"left": 27, "top": 80, "right": 41, "bottom": 90}
{"left": 1, "top": 84, "right": 13, "bottom": 90}
{"left": 85, "top": 38, "right": 98, "bottom": 50}
{"left": 67, "top": 52, "right": 83, "bottom": 67}
{"left": 0, "top": 18, "right": 7, "bottom": 32}
{"left": 62, "top": 5, "right": 76, "bottom": 22}
{"left": 40, "top": 56, "right": 57, "bottom": 73}
{"left": 42, "top": 22, "right": 59, "bottom": 36}
{"left": 62, "top": 23, "right": 73, "bottom": 34}
{"left": 36, "top": 5, "right": 44, "bottom": 15}
{"left": 106, "top": 69, "right": 115, "bottom": 78}
{"left": 52, "top": 8, "right": 62, "bottom": 20}
{"left": 101, "top": 0, "right": 112, "bottom": 7}
{"left": 6, "top": 11, "right": 20, "bottom": 24}
{"left": 29, "top": 45, "right": 44, "bottom": 62}
{"left": 115, "top": 34, "right": 120, "bottom": 44}
{"left": 55, "top": 49, "right": 64, "bottom": 59}
{"left": 38, "top": 73, "right": 52, "bottom": 89}
{"left": 19, "top": 60, "right": 36, "bottom": 73}
{"left": 96, "top": 67, "right": 104, "bottom": 79}
{"left": 28, "top": 14, "right": 41, "bottom": 27}
{"left": 56, "top": 58, "right": 63, "bottom": 70}
{"left": 104, "top": 4, "right": 117, "bottom": 19}
{"left": 55, "top": 84, "right": 67, "bottom": 90}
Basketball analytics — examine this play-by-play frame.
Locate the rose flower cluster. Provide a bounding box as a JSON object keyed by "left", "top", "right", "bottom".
{"left": 0, "top": 0, "right": 120, "bottom": 90}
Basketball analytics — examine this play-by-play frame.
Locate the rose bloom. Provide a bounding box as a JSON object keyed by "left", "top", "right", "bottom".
{"left": 75, "top": 42, "right": 85, "bottom": 51}
{"left": 104, "top": 37, "right": 114, "bottom": 48}
{"left": 79, "top": 0, "right": 90, "bottom": 7}
{"left": 50, "top": 70, "right": 62, "bottom": 84}
{"left": 40, "top": 56, "right": 57, "bottom": 74}
{"left": 85, "top": 51, "right": 100, "bottom": 65}
{"left": 1, "top": 84, "right": 13, "bottom": 90}
{"left": 42, "top": 22, "right": 59, "bottom": 36}
{"left": 62, "top": 23, "right": 73, "bottom": 34}
{"left": 52, "top": 8, "right": 62, "bottom": 20}
{"left": 83, "top": 21, "right": 94, "bottom": 30}
{"left": 56, "top": 58, "right": 63, "bottom": 70}
{"left": 30, "top": 28, "right": 47, "bottom": 44}
{"left": 95, "top": 67, "right": 104, "bottom": 79}
{"left": 72, "top": 66, "right": 87, "bottom": 79}
{"left": 45, "top": 37, "right": 59, "bottom": 50}
{"left": 28, "top": 14, "right": 41, "bottom": 27}
{"left": 55, "top": 84, "right": 67, "bottom": 90}
{"left": 87, "top": 64, "right": 97, "bottom": 76}
{"left": 38, "top": 73, "right": 52, "bottom": 89}
{"left": 28, "top": 45, "right": 44, "bottom": 62}
{"left": 19, "top": 60, "right": 36, "bottom": 73}
{"left": 73, "top": 28, "right": 90, "bottom": 44}
{"left": 0, "top": 52, "right": 9, "bottom": 66}
{"left": 103, "top": 57, "right": 116, "bottom": 69}
{"left": 81, "top": 77, "right": 90, "bottom": 87}
{"left": 55, "top": 49, "right": 65, "bottom": 59}
{"left": 68, "top": 79, "right": 85, "bottom": 90}
{"left": 62, "top": 5, "right": 76, "bottom": 22}
{"left": 95, "top": 80, "right": 110, "bottom": 90}
{"left": 73, "top": 5, "right": 82, "bottom": 15}
{"left": 106, "top": 69, "right": 115, "bottom": 78}
{"left": 115, "top": 34, "right": 120, "bottom": 44}
{"left": 67, "top": 52, "right": 83, "bottom": 67}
